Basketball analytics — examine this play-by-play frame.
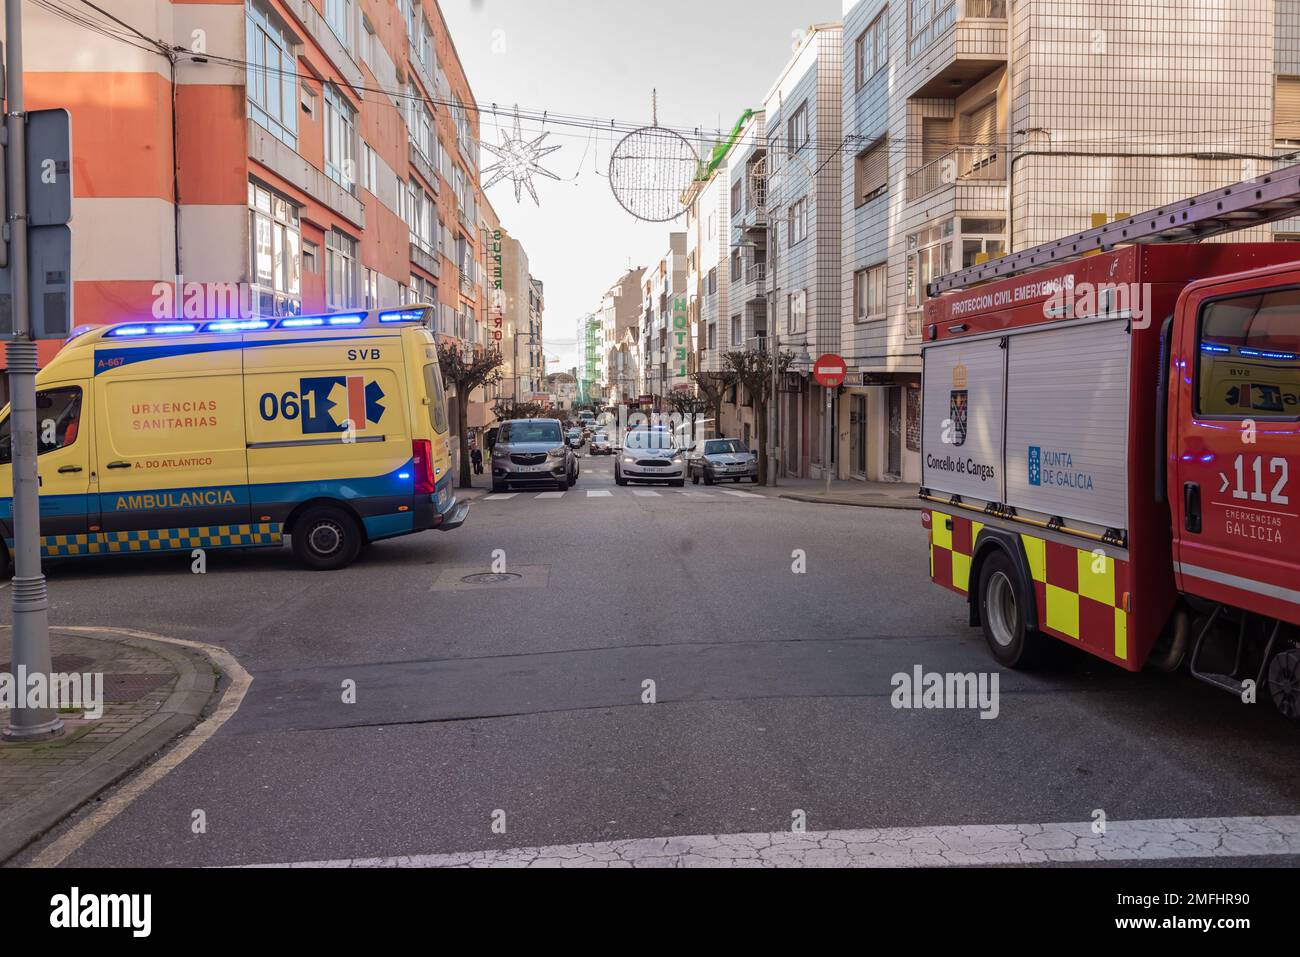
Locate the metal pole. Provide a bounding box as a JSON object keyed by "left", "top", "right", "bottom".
{"left": 824, "top": 386, "right": 833, "bottom": 495}
{"left": 3, "top": 0, "right": 61, "bottom": 741}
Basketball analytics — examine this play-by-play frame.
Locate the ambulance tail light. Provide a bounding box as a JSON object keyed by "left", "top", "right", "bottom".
{"left": 413, "top": 440, "right": 437, "bottom": 494}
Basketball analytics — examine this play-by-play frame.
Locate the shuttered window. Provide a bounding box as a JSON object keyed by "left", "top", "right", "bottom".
{"left": 961, "top": 99, "right": 998, "bottom": 172}
{"left": 1277, "top": 77, "right": 1300, "bottom": 142}
{"left": 855, "top": 139, "right": 888, "bottom": 206}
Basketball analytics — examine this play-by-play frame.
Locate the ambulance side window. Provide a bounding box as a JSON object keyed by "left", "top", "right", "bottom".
{"left": 1196, "top": 289, "right": 1300, "bottom": 419}
{"left": 0, "top": 387, "right": 83, "bottom": 464}
{"left": 423, "top": 363, "right": 449, "bottom": 435}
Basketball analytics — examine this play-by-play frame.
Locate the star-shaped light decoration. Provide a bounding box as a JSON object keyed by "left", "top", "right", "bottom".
{"left": 481, "top": 107, "right": 562, "bottom": 206}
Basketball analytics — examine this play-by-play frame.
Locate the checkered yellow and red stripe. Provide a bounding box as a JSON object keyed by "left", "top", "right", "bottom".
{"left": 929, "top": 509, "right": 1130, "bottom": 664}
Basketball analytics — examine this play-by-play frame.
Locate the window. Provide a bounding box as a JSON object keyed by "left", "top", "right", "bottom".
{"left": 360, "top": 142, "right": 376, "bottom": 191}
{"left": 730, "top": 315, "right": 742, "bottom": 346}
{"left": 707, "top": 322, "right": 717, "bottom": 351}
{"left": 788, "top": 196, "right": 809, "bottom": 245}
{"left": 960, "top": 99, "right": 999, "bottom": 174}
{"left": 246, "top": 1, "right": 298, "bottom": 147}
{"left": 303, "top": 239, "right": 319, "bottom": 274}
{"left": 958, "top": 216, "right": 1006, "bottom": 268}
{"left": 248, "top": 180, "right": 302, "bottom": 316}
{"left": 324, "top": 0, "right": 350, "bottom": 48}
{"left": 326, "top": 229, "right": 358, "bottom": 309}
{"left": 855, "top": 8, "right": 889, "bottom": 89}
{"left": 364, "top": 268, "right": 379, "bottom": 309}
{"left": 854, "top": 264, "right": 887, "bottom": 322}
{"left": 786, "top": 290, "right": 806, "bottom": 334}
{"left": 787, "top": 103, "right": 808, "bottom": 155}
{"left": 855, "top": 138, "right": 888, "bottom": 205}
{"left": 707, "top": 268, "right": 718, "bottom": 296}
{"left": 300, "top": 81, "right": 316, "bottom": 118}
{"left": 731, "top": 180, "right": 743, "bottom": 214}
{"left": 1197, "top": 289, "right": 1300, "bottom": 418}
{"left": 909, "top": 0, "right": 955, "bottom": 60}
{"left": 906, "top": 219, "right": 953, "bottom": 308}
{"left": 324, "top": 84, "right": 356, "bottom": 190}
{"left": 1278, "top": 76, "right": 1300, "bottom": 143}
{"left": 730, "top": 248, "right": 743, "bottom": 282}
{"left": 0, "top": 387, "right": 82, "bottom": 464}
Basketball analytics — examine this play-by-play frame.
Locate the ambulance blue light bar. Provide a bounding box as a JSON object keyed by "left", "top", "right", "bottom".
{"left": 378, "top": 309, "right": 428, "bottom": 324}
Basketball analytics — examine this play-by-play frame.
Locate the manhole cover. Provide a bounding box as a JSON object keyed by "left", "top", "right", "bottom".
{"left": 460, "top": 572, "right": 523, "bottom": 585}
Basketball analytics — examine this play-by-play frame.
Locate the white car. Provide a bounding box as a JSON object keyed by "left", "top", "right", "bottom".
{"left": 615, "top": 429, "right": 685, "bottom": 486}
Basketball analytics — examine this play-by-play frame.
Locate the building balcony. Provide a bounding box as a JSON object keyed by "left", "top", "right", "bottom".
{"left": 459, "top": 271, "right": 475, "bottom": 299}
{"left": 409, "top": 142, "right": 438, "bottom": 193}
{"left": 410, "top": 242, "right": 440, "bottom": 278}
{"left": 248, "top": 120, "right": 365, "bottom": 229}
{"left": 907, "top": 1, "right": 1007, "bottom": 99}
{"left": 906, "top": 146, "right": 1005, "bottom": 202}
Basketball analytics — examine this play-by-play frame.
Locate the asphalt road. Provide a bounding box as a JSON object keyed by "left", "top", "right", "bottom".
{"left": 11, "top": 452, "right": 1300, "bottom": 866}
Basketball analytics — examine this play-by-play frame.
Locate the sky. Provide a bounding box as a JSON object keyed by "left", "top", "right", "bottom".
{"left": 441, "top": 0, "right": 842, "bottom": 374}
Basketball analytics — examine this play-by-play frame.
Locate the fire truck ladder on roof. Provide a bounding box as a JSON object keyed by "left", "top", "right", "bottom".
{"left": 928, "top": 161, "right": 1300, "bottom": 296}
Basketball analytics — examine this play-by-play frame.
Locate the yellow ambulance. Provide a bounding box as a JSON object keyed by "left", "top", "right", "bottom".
{"left": 0, "top": 307, "right": 467, "bottom": 572}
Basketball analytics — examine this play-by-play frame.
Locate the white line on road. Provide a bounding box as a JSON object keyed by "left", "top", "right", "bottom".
{"left": 488, "top": 494, "right": 518, "bottom": 500}
{"left": 586, "top": 490, "right": 613, "bottom": 498}
{"left": 30, "top": 627, "right": 252, "bottom": 868}
{"left": 718, "top": 489, "right": 763, "bottom": 498}
{"left": 247, "top": 814, "right": 1300, "bottom": 868}
{"left": 632, "top": 490, "right": 661, "bottom": 497}
{"left": 534, "top": 492, "right": 565, "bottom": 499}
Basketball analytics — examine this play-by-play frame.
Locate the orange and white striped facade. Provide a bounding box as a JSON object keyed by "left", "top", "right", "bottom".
{"left": 4, "top": 0, "right": 494, "bottom": 371}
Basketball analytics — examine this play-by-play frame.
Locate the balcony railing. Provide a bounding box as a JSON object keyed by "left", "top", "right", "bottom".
{"left": 906, "top": 145, "right": 1005, "bottom": 201}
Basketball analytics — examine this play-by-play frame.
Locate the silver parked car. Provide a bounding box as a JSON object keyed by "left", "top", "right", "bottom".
{"left": 491, "top": 418, "right": 579, "bottom": 492}
{"left": 689, "top": 438, "right": 758, "bottom": 485}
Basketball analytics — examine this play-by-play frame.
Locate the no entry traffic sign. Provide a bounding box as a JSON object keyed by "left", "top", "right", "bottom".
{"left": 813, "top": 353, "right": 847, "bottom": 388}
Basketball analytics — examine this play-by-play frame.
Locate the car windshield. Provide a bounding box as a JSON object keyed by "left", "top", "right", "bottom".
{"left": 705, "top": 439, "right": 747, "bottom": 455}
{"left": 625, "top": 430, "right": 676, "bottom": 451}
{"left": 500, "top": 421, "right": 563, "bottom": 444}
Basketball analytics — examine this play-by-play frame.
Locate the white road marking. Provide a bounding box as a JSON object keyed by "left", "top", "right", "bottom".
{"left": 680, "top": 492, "right": 712, "bottom": 498}
{"left": 586, "top": 490, "right": 613, "bottom": 498}
{"left": 30, "top": 627, "right": 252, "bottom": 868}
{"left": 247, "top": 814, "right": 1300, "bottom": 868}
{"left": 632, "top": 490, "right": 661, "bottom": 497}
{"left": 718, "top": 489, "right": 762, "bottom": 498}
{"left": 534, "top": 492, "right": 565, "bottom": 499}
{"left": 488, "top": 493, "right": 518, "bottom": 500}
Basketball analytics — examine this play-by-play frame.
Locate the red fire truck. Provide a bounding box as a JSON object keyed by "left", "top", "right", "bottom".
{"left": 919, "top": 170, "right": 1300, "bottom": 717}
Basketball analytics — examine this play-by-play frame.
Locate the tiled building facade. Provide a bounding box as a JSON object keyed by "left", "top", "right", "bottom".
{"left": 839, "top": 0, "right": 1300, "bottom": 484}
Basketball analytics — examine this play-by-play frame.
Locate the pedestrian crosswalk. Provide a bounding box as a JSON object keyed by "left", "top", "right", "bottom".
{"left": 484, "top": 487, "right": 766, "bottom": 502}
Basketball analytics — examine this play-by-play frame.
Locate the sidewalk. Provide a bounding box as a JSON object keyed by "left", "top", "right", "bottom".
{"left": 0, "top": 627, "right": 219, "bottom": 864}
{"left": 763, "top": 476, "right": 922, "bottom": 511}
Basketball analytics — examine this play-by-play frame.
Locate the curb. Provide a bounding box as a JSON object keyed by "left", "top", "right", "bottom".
{"left": 778, "top": 492, "right": 923, "bottom": 511}
{"left": 0, "top": 628, "right": 220, "bottom": 866}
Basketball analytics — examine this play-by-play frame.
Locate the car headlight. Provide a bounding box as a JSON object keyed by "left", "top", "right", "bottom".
{"left": 548, "top": 447, "right": 566, "bottom": 457}
{"left": 623, "top": 456, "right": 635, "bottom": 465}
{"left": 671, "top": 453, "right": 683, "bottom": 463}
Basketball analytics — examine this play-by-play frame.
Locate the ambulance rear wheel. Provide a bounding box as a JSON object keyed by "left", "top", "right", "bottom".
{"left": 978, "top": 550, "right": 1039, "bottom": 669}
{"left": 292, "top": 506, "right": 363, "bottom": 571}
{"left": 1267, "top": 649, "right": 1300, "bottom": 721}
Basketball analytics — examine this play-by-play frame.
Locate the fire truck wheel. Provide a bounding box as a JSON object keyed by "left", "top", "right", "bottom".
{"left": 1266, "top": 649, "right": 1300, "bottom": 720}
{"left": 977, "top": 550, "right": 1039, "bottom": 668}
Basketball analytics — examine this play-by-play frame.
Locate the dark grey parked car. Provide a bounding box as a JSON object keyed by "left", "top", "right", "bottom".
{"left": 688, "top": 438, "right": 759, "bottom": 485}
{"left": 491, "top": 418, "right": 579, "bottom": 492}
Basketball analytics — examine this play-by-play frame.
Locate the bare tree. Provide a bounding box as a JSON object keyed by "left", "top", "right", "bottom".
{"left": 689, "top": 370, "right": 736, "bottom": 441}
{"left": 721, "top": 348, "right": 792, "bottom": 486}
{"left": 438, "top": 343, "right": 504, "bottom": 488}
{"left": 492, "top": 398, "right": 550, "bottom": 421}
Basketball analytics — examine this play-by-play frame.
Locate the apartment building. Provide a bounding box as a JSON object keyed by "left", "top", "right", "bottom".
{"left": 840, "top": 0, "right": 1300, "bottom": 483}
{"left": 638, "top": 235, "right": 688, "bottom": 404}
{"left": 4, "top": 0, "right": 492, "bottom": 382}
{"left": 760, "top": 23, "right": 843, "bottom": 480}
{"left": 578, "top": 312, "right": 602, "bottom": 405}
{"left": 598, "top": 266, "right": 645, "bottom": 408}
{"left": 526, "top": 276, "right": 546, "bottom": 397}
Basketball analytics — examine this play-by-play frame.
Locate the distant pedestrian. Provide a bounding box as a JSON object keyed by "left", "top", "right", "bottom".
{"left": 471, "top": 446, "right": 483, "bottom": 475}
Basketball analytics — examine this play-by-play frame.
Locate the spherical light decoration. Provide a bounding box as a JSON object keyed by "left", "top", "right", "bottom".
{"left": 608, "top": 126, "right": 700, "bottom": 223}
